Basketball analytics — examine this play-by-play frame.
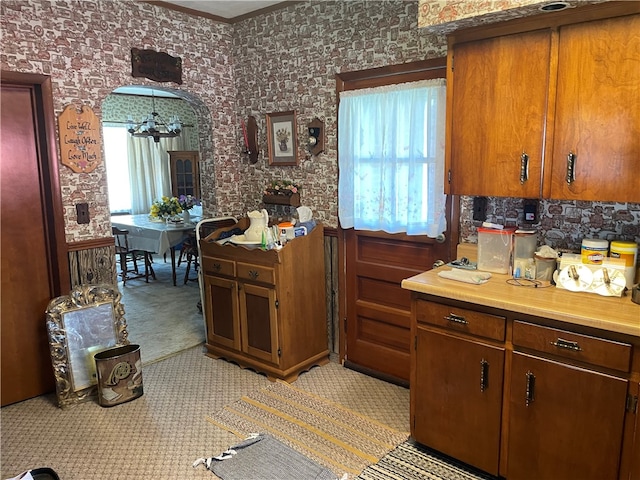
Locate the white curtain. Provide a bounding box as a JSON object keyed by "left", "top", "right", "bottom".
{"left": 338, "top": 79, "right": 447, "bottom": 237}
{"left": 128, "top": 127, "right": 192, "bottom": 214}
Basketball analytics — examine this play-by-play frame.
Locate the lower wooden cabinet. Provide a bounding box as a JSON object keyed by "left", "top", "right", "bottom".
{"left": 414, "top": 327, "right": 504, "bottom": 475}
{"left": 410, "top": 297, "right": 638, "bottom": 479}
{"left": 200, "top": 222, "right": 329, "bottom": 381}
{"left": 507, "top": 352, "right": 627, "bottom": 480}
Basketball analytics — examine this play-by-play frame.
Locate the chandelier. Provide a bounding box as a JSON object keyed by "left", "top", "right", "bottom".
{"left": 126, "top": 91, "right": 182, "bottom": 143}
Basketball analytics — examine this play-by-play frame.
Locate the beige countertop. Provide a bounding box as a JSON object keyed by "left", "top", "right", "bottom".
{"left": 402, "top": 268, "right": 640, "bottom": 338}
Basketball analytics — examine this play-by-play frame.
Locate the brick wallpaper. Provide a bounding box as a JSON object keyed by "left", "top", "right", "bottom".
{"left": 1, "top": 0, "right": 637, "bottom": 253}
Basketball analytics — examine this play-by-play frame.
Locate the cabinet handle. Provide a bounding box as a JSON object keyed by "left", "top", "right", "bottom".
{"left": 525, "top": 371, "right": 535, "bottom": 407}
{"left": 566, "top": 151, "right": 576, "bottom": 184}
{"left": 249, "top": 270, "right": 259, "bottom": 279}
{"left": 444, "top": 313, "right": 468, "bottom": 325}
{"left": 550, "top": 338, "right": 582, "bottom": 351}
{"left": 480, "top": 359, "right": 489, "bottom": 392}
{"left": 520, "top": 151, "right": 529, "bottom": 184}
{"left": 213, "top": 263, "right": 221, "bottom": 271}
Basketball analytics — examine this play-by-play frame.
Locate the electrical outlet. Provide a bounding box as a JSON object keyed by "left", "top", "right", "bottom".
{"left": 473, "top": 196, "right": 487, "bottom": 222}
{"left": 523, "top": 199, "right": 539, "bottom": 224}
{"left": 76, "top": 203, "right": 90, "bottom": 224}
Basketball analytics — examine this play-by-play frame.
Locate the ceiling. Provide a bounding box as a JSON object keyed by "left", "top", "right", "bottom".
{"left": 150, "top": 1, "right": 292, "bottom": 22}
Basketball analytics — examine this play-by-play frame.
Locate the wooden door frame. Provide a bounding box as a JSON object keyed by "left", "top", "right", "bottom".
{"left": 1, "top": 71, "right": 70, "bottom": 294}
{"left": 335, "top": 58, "right": 458, "bottom": 364}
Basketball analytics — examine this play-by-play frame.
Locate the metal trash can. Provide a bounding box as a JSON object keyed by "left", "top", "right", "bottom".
{"left": 94, "top": 344, "right": 143, "bottom": 407}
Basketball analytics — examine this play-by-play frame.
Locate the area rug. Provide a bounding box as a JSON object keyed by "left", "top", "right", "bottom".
{"left": 207, "top": 381, "right": 409, "bottom": 478}
{"left": 194, "top": 433, "right": 337, "bottom": 480}
{"left": 356, "top": 440, "right": 495, "bottom": 480}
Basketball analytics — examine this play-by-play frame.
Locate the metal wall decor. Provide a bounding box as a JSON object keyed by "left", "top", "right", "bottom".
{"left": 45, "top": 284, "right": 129, "bottom": 408}
{"left": 131, "top": 47, "right": 182, "bottom": 84}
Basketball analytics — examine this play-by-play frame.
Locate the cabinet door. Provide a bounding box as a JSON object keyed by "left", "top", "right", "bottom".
{"left": 549, "top": 14, "right": 640, "bottom": 202}
{"left": 203, "top": 275, "right": 240, "bottom": 351}
{"left": 413, "top": 327, "right": 504, "bottom": 475}
{"left": 507, "top": 352, "right": 628, "bottom": 480}
{"left": 449, "top": 29, "right": 550, "bottom": 198}
{"left": 239, "top": 283, "right": 279, "bottom": 364}
{"left": 168, "top": 151, "right": 199, "bottom": 198}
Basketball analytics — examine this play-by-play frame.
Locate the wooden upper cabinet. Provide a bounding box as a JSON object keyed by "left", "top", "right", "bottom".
{"left": 547, "top": 14, "right": 640, "bottom": 202}
{"left": 447, "top": 29, "right": 551, "bottom": 198}
{"left": 446, "top": 6, "right": 639, "bottom": 202}
{"left": 168, "top": 150, "right": 199, "bottom": 198}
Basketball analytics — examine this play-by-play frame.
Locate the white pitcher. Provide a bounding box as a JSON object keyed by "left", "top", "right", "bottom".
{"left": 245, "top": 209, "right": 269, "bottom": 242}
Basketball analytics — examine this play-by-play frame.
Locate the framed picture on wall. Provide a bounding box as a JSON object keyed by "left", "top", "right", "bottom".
{"left": 266, "top": 111, "right": 298, "bottom": 166}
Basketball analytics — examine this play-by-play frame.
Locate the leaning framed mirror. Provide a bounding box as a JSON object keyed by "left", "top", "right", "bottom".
{"left": 45, "top": 284, "right": 129, "bottom": 408}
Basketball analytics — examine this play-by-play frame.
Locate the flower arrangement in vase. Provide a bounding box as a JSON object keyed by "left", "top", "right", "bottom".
{"left": 149, "top": 196, "right": 182, "bottom": 221}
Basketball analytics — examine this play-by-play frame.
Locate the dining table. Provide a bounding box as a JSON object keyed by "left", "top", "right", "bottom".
{"left": 111, "top": 214, "right": 200, "bottom": 286}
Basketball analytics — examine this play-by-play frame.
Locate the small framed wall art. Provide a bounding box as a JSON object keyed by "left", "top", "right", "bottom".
{"left": 266, "top": 110, "right": 298, "bottom": 166}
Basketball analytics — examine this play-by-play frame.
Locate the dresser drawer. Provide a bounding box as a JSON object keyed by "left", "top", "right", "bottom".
{"left": 237, "top": 262, "right": 275, "bottom": 285}
{"left": 512, "top": 321, "right": 632, "bottom": 373}
{"left": 416, "top": 300, "right": 506, "bottom": 342}
{"left": 201, "top": 256, "right": 235, "bottom": 277}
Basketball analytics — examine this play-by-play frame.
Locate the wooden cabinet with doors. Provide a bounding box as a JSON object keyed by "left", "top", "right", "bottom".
{"left": 446, "top": 4, "right": 640, "bottom": 203}
{"left": 448, "top": 28, "right": 551, "bottom": 199}
{"left": 412, "top": 300, "right": 506, "bottom": 475}
{"left": 199, "top": 221, "right": 329, "bottom": 382}
{"left": 168, "top": 150, "right": 199, "bottom": 198}
{"left": 405, "top": 273, "right": 639, "bottom": 480}
{"left": 547, "top": 13, "right": 640, "bottom": 202}
{"left": 507, "top": 321, "right": 631, "bottom": 480}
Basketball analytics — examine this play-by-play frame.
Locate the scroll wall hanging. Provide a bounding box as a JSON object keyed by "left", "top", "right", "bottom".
{"left": 58, "top": 104, "right": 102, "bottom": 173}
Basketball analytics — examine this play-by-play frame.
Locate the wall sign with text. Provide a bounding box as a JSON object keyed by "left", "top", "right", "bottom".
{"left": 58, "top": 104, "right": 101, "bottom": 173}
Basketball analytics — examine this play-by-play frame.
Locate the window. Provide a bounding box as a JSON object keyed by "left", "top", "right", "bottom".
{"left": 103, "top": 126, "right": 132, "bottom": 213}
{"left": 338, "top": 79, "right": 447, "bottom": 237}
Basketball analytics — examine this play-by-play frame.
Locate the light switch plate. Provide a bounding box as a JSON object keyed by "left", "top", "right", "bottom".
{"left": 76, "top": 203, "right": 90, "bottom": 224}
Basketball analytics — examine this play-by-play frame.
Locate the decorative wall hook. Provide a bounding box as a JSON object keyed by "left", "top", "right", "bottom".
{"left": 307, "top": 117, "right": 324, "bottom": 156}
{"left": 242, "top": 115, "right": 259, "bottom": 164}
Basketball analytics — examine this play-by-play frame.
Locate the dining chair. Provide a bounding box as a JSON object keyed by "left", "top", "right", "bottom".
{"left": 112, "top": 226, "right": 156, "bottom": 284}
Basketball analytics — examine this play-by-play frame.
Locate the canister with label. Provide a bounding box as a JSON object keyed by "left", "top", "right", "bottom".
{"left": 581, "top": 238, "right": 608, "bottom": 265}
{"left": 610, "top": 240, "right": 638, "bottom": 289}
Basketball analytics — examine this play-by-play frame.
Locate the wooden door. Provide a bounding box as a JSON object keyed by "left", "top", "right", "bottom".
{"left": 239, "top": 283, "right": 278, "bottom": 364}
{"left": 413, "top": 327, "right": 504, "bottom": 475}
{"left": 203, "top": 275, "right": 240, "bottom": 351}
{"left": 507, "top": 352, "right": 628, "bottom": 480}
{"left": 168, "top": 150, "right": 199, "bottom": 198}
{"left": 343, "top": 230, "right": 448, "bottom": 384}
{"left": 1, "top": 76, "right": 68, "bottom": 406}
{"left": 448, "top": 29, "right": 550, "bottom": 198}
{"left": 548, "top": 14, "right": 640, "bottom": 202}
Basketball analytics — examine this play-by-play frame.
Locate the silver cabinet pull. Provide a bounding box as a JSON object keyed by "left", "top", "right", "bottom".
{"left": 520, "top": 151, "right": 529, "bottom": 184}
{"left": 480, "top": 359, "right": 489, "bottom": 392}
{"left": 525, "top": 371, "right": 535, "bottom": 406}
{"left": 566, "top": 151, "right": 576, "bottom": 184}
{"left": 249, "top": 270, "right": 259, "bottom": 279}
{"left": 550, "top": 338, "right": 582, "bottom": 351}
{"left": 213, "top": 263, "right": 221, "bottom": 271}
{"left": 444, "top": 313, "right": 468, "bottom": 325}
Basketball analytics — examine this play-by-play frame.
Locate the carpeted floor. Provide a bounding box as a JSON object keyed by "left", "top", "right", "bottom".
{"left": 119, "top": 254, "right": 205, "bottom": 365}
{"left": 1, "top": 347, "right": 409, "bottom": 479}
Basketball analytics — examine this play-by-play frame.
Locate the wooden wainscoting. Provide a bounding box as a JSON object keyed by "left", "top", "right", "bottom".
{"left": 67, "top": 237, "right": 116, "bottom": 287}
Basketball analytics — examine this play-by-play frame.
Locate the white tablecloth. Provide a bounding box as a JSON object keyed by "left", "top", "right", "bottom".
{"left": 111, "top": 214, "right": 199, "bottom": 255}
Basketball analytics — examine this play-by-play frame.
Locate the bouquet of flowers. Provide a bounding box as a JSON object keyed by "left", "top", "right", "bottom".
{"left": 178, "top": 194, "right": 201, "bottom": 211}
{"left": 149, "top": 196, "right": 182, "bottom": 218}
{"left": 264, "top": 180, "right": 301, "bottom": 196}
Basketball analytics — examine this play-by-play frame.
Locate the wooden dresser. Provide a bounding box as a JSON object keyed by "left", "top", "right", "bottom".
{"left": 199, "top": 221, "right": 329, "bottom": 382}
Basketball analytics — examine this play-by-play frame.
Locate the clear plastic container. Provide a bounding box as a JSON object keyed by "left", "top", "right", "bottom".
{"left": 477, "top": 227, "right": 515, "bottom": 274}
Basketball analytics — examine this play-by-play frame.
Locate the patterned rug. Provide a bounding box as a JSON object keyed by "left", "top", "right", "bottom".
{"left": 357, "top": 440, "right": 496, "bottom": 480}
{"left": 207, "top": 380, "right": 409, "bottom": 478}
